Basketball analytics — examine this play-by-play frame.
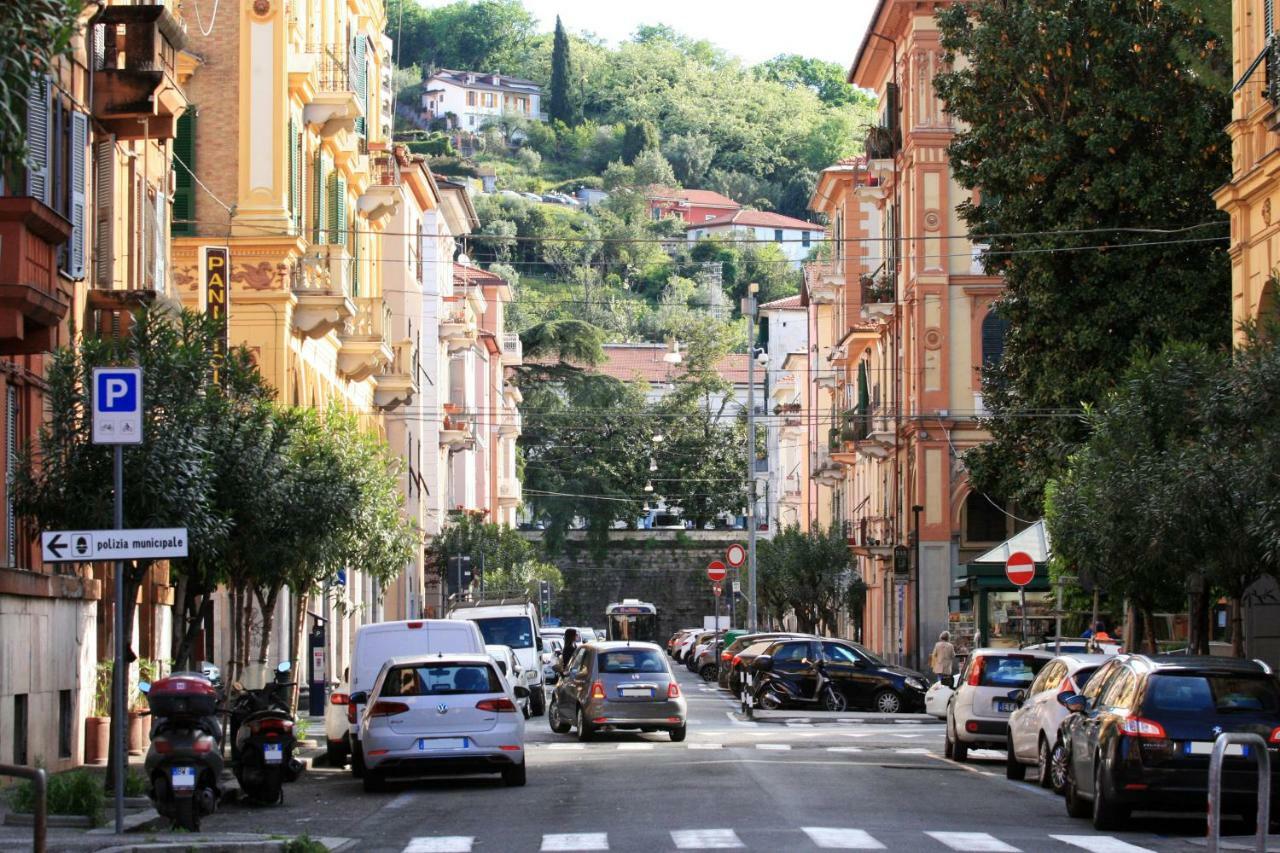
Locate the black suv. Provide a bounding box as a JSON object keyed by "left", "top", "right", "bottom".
{"left": 748, "top": 638, "right": 928, "bottom": 714}
{"left": 1059, "top": 655, "right": 1280, "bottom": 830}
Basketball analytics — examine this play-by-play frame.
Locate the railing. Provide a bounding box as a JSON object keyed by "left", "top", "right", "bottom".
{"left": 501, "top": 331, "right": 523, "bottom": 364}
{"left": 865, "top": 124, "right": 899, "bottom": 160}
{"left": 296, "top": 244, "right": 352, "bottom": 297}
{"left": 1207, "top": 732, "right": 1270, "bottom": 853}
{"left": 311, "top": 46, "right": 351, "bottom": 93}
{"left": 370, "top": 152, "right": 400, "bottom": 187}
{"left": 840, "top": 407, "right": 870, "bottom": 443}
{"left": 0, "top": 764, "right": 46, "bottom": 852}
{"left": 860, "top": 262, "right": 893, "bottom": 304}
{"left": 857, "top": 515, "right": 893, "bottom": 548}
{"left": 1268, "top": 36, "right": 1280, "bottom": 110}
{"left": 348, "top": 297, "right": 390, "bottom": 344}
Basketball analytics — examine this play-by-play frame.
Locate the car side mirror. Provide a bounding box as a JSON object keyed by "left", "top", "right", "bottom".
{"left": 349, "top": 691, "right": 368, "bottom": 705}
{"left": 1010, "top": 689, "right": 1027, "bottom": 706}
{"left": 513, "top": 685, "right": 530, "bottom": 699}
{"left": 752, "top": 655, "right": 773, "bottom": 673}
{"left": 1057, "top": 691, "right": 1086, "bottom": 713}
{"left": 853, "top": 658, "right": 867, "bottom": 669}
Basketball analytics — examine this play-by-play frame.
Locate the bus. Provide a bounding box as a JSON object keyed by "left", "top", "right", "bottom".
{"left": 605, "top": 599, "right": 659, "bottom": 642}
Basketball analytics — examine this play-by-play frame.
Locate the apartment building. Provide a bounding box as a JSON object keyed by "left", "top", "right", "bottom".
{"left": 422, "top": 69, "right": 543, "bottom": 130}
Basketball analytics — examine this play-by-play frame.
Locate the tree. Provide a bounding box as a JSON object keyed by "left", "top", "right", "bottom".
{"left": 755, "top": 54, "right": 873, "bottom": 108}
{"left": 630, "top": 149, "right": 678, "bottom": 189}
{"left": 622, "top": 120, "right": 660, "bottom": 164}
{"left": 663, "top": 133, "right": 717, "bottom": 187}
{"left": 548, "top": 15, "right": 574, "bottom": 125}
{"left": 386, "top": 0, "right": 537, "bottom": 74}
{"left": 935, "top": 0, "right": 1232, "bottom": 512}
{"left": 756, "top": 524, "right": 856, "bottom": 634}
{"left": 427, "top": 513, "right": 562, "bottom": 600}
{"left": 1, "top": 0, "right": 82, "bottom": 168}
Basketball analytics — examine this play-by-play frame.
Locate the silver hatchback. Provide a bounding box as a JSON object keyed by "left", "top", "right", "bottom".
{"left": 548, "top": 642, "right": 687, "bottom": 741}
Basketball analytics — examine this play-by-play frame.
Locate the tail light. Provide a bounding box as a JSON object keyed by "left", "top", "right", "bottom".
{"left": 475, "top": 698, "right": 517, "bottom": 713}
{"left": 347, "top": 701, "right": 358, "bottom": 725}
{"left": 590, "top": 681, "right": 606, "bottom": 700}
{"left": 721, "top": 652, "right": 732, "bottom": 662}
{"left": 406, "top": 621, "right": 423, "bottom": 629}
{"left": 330, "top": 693, "right": 350, "bottom": 706}
{"left": 248, "top": 718, "right": 294, "bottom": 736}
{"left": 193, "top": 736, "right": 216, "bottom": 754}
{"left": 367, "top": 701, "right": 410, "bottom": 718}
{"left": 731, "top": 655, "right": 742, "bottom": 667}
{"left": 667, "top": 681, "right": 681, "bottom": 699}
{"left": 966, "top": 656, "right": 986, "bottom": 687}
{"left": 153, "top": 737, "right": 172, "bottom": 754}
{"left": 1268, "top": 726, "right": 1280, "bottom": 745}
{"left": 1119, "top": 717, "right": 1167, "bottom": 739}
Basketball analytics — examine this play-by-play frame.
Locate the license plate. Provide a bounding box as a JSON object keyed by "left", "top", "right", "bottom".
{"left": 170, "top": 766, "right": 196, "bottom": 790}
{"left": 1187, "top": 741, "right": 1247, "bottom": 756}
{"left": 995, "top": 700, "right": 1017, "bottom": 713}
{"left": 620, "top": 687, "right": 655, "bottom": 698}
{"left": 417, "top": 737, "right": 468, "bottom": 751}
{"left": 263, "top": 743, "right": 283, "bottom": 764}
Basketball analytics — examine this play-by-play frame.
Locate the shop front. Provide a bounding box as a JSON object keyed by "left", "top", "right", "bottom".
{"left": 948, "top": 521, "right": 1054, "bottom": 652}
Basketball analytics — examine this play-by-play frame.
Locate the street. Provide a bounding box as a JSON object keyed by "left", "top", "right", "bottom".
{"left": 183, "top": 667, "right": 1242, "bottom": 853}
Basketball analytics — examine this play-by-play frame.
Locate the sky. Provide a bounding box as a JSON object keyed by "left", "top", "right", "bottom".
{"left": 418, "top": 1, "right": 877, "bottom": 67}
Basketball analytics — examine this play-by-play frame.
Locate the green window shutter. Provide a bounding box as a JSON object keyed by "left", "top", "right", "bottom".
{"left": 327, "top": 172, "right": 346, "bottom": 246}
{"left": 351, "top": 227, "right": 360, "bottom": 296}
{"left": 1269, "top": 0, "right": 1275, "bottom": 38}
{"left": 313, "top": 153, "right": 326, "bottom": 243}
{"left": 172, "top": 111, "right": 195, "bottom": 236}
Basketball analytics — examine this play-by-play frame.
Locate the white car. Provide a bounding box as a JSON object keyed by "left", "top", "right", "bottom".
{"left": 447, "top": 601, "right": 547, "bottom": 717}
{"left": 945, "top": 647, "right": 1055, "bottom": 762}
{"left": 355, "top": 653, "right": 528, "bottom": 792}
{"left": 542, "top": 637, "right": 563, "bottom": 684}
{"left": 1005, "top": 653, "right": 1111, "bottom": 789}
{"left": 324, "top": 671, "right": 352, "bottom": 766}
{"left": 486, "top": 644, "right": 528, "bottom": 717}
{"left": 924, "top": 679, "right": 952, "bottom": 719}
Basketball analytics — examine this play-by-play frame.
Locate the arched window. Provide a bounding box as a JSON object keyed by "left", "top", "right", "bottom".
{"left": 964, "top": 492, "right": 1008, "bottom": 544}
{"left": 981, "top": 311, "right": 1010, "bottom": 368}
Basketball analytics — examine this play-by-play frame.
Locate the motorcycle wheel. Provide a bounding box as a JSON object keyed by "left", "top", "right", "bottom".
{"left": 758, "top": 687, "right": 782, "bottom": 711}
{"left": 822, "top": 686, "right": 847, "bottom": 712}
{"left": 173, "top": 798, "right": 200, "bottom": 832}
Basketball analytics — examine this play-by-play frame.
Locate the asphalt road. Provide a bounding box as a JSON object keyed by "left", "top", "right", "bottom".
{"left": 189, "top": 665, "right": 1258, "bottom": 853}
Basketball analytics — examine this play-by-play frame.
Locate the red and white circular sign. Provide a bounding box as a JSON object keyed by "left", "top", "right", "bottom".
{"left": 725, "top": 544, "right": 746, "bottom": 567}
{"left": 1006, "top": 551, "right": 1036, "bottom": 587}
{"left": 707, "top": 560, "right": 727, "bottom": 583}
{"left": 712, "top": 583, "right": 722, "bottom": 597}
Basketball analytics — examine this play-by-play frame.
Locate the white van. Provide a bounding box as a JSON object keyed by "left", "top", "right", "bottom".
{"left": 346, "top": 618, "right": 485, "bottom": 777}
{"left": 447, "top": 600, "right": 546, "bottom": 716}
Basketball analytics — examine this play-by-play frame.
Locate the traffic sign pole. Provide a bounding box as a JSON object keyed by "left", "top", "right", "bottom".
{"left": 112, "top": 443, "right": 124, "bottom": 833}
{"left": 1005, "top": 551, "right": 1036, "bottom": 649}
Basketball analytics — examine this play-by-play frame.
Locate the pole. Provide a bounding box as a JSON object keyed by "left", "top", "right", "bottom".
{"left": 912, "top": 504, "right": 923, "bottom": 672}
{"left": 745, "top": 283, "right": 759, "bottom": 632}
{"left": 112, "top": 444, "right": 124, "bottom": 833}
{"left": 1019, "top": 585, "right": 1027, "bottom": 648}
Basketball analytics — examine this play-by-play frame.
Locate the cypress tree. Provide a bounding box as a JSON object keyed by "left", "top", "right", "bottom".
{"left": 549, "top": 15, "right": 573, "bottom": 125}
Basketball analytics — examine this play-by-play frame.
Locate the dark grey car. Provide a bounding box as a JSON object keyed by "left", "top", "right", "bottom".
{"left": 548, "top": 642, "right": 687, "bottom": 742}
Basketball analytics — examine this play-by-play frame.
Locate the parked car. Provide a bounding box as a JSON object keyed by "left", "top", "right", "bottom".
{"left": 486, "top": 644, "right": 528, "bottom": 718}
{"left": 1058, "top": 655, "right": 1280, "bottom": 831}
{"left": 323, "top": 668, "right": 352, "bottom": 766}
{"left": 667, "top": 628, "right": 699, "bottom": 658}
{"left": 353, "top": 654, "right": 529, "bottom": 792}
{"left": 925, "top": 679, "right": 952, "bottom": 719}
{"left": 747, "top": 638, "right": 928, "bottom": 714}
{"left": 1005, "top": 653, "right": 1109, "bottom": 789}
{"left": 945, "top": 647, "right": 1055, "bottom": 762}
{"left": 542, "top": 637, "right": 564, "bottom": 685}
{"left": 520, "top": 192, "right": 542, "bottom": 203}
{"left": 686, "top": 631, "right": 722, "bottom": 671}
{"left": 717, "top": 633, "right": 810, "bottom": 690}
{"left": 548, "top": 642, "right": 687, "bottom": 741}
{"left": 1021, "top": 639, "right": 1122, "bottom": 655}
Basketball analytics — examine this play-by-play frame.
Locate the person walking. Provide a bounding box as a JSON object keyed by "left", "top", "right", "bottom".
{"left": 929, "top": 631, "right": 956, "bottom": 684}
{"left": 560, "top": 628, "right": 579, "bottom": 670}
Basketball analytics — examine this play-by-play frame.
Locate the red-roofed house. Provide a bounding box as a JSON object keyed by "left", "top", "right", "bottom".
{"left": 645, "top": 185, "right": 741, "bottom": 224}
{"left": 687, "top": 210, "right": 826, "bottom": 266}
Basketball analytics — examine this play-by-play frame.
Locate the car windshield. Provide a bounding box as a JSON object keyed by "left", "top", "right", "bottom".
{"left": 380, "top": 664, "right": 502, "bottom": 696}
{"left": 473, "top": 616, "right": 534, "bottom": 649}
{"left": 847, "top": 642, "right": 884, "bottom": 665}
{"left": 1145, "top": 673, "right": 1280, "bottom": 714}
{"left": 979, "top": 655, "right": 1050, "bottom": 688}
{"left": 598, "top": 649, "right": 666, "bottom": 674}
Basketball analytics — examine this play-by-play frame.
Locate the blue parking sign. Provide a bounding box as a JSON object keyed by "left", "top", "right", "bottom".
{"left": 92, "top": 367, "right": 143, "bottom": 445}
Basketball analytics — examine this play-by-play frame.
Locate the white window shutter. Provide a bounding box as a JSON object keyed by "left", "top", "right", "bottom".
{"left": 25, "top": 76, "right": 50, "bottom": 205}
{"left": 94, "top": 139, "right": 115, "bottom": 288}
{"left": 154, "top": 190, "right": 165, "bottom": 292}
{"left": 68, "top": 111, "right": 88, "bottom": 279}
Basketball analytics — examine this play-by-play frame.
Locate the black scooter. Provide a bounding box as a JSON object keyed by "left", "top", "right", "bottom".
{"left": 744, "top": 657, "right": 847, "bottom": 716}
{"left": 141, "top": 673, "right": 224, "bottom": 831}
{"left": 229, "top": 661, "right": 303, "bottom": 804}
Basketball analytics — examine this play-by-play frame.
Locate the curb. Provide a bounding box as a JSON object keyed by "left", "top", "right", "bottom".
{"left": 96, "top": 834, "right": 351, "bottom": 853}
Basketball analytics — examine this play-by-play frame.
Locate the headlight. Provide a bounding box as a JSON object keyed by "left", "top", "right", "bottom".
{"left": 905, "top": 677, "right": 925, "bottom": 691}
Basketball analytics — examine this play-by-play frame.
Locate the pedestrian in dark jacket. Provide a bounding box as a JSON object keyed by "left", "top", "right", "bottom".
{"left": 560, "top": 628, "right": 578, "bottom": 669}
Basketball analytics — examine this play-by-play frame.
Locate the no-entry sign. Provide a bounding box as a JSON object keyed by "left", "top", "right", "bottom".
{"left": 707, "top": 560, "right": 727, "bottom": 582}
{"left": 1006, "top": 551, "right": 1036, "bottom": 587}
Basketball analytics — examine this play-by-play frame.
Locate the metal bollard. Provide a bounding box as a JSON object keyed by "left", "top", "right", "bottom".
{"left": 0, "top": 764, "right": 47, "bottom": 853}
{"left": 1207, "top": 732, "right": 1271, "bottom": 853}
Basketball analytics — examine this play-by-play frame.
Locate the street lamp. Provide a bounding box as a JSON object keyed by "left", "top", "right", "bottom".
{"left": 743, "top": 281, "right": 760, "bottom": 631}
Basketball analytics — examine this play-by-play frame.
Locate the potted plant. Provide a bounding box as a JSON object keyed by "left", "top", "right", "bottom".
{"left": 129, "top": 659, "right": 162, "bottom": 755}
{"left": 84, "top": 660, "right": 113, "bottom": 766}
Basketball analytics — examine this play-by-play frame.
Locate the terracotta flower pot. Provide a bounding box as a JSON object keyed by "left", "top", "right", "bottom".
{"left": 128, "top": 710, "right": 147, "bottom": 755}
{"left": 84, "top": 716, "right": 110, "bottom": 765}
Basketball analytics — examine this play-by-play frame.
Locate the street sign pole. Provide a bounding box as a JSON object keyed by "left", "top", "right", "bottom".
{"left": 112, "top": 443, "right": 124, "bottom": 834}
{"left": 745, "top": 284, "right": 758, "bottom": 632}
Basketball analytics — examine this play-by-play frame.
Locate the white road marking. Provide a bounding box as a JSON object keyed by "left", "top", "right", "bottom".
{"left": 1050, "top": 836, "right": 1156, "bottom": 853}
{"left": 671, "top": 828, "right": 745, "bottom": 849}
{"left": 894, "top": 748, "right": 932, "bottom": 754}
{"left": 616, "top": 743, "right": 654, "bottom": 751}
{"left": 547, "top": 743, "right": 585, "bottom": 750}
{"left": 541, "top": 832, "right": 610, "bottom": 851}
{"left": 384, "top": 791, "right": 419, "bottom": 809}
{"left": 826, "top": 746, "right": 864, "bottom": 753}
{"left": 925, "top": 832, "right": 1021, "bottom": 852}
{"left": 725, "top": 711, "right": 758, "bottom": 727}
{"left": 402, "top": 838, "right": 473, "bottom": 853}
{"left": 802, "top": 827, "right": 887, "bottom": 850}
{"left": 755, "top": 743, "right": 791, "bottom": 750}
{"left": 687, "top": 743, "right": 723, "bottom": 749}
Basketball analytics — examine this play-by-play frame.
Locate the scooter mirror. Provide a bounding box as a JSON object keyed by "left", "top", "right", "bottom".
{"left": 139, "top": 682, "right": 151, "bottom": 694}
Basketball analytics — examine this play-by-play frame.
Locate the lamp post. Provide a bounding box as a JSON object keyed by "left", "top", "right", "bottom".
{"left": 744, "top": 283, "right": 759, "bottom": 631}
{"left": 912, "top": 504, "right": 924, "bottom": 672}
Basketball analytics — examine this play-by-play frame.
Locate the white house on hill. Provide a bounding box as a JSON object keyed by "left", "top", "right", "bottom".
{"left": 422, "top": 69, "right": 544, "bottom": 129}
{"left": 687, "top": 210, "right": 825, "bottom": 266}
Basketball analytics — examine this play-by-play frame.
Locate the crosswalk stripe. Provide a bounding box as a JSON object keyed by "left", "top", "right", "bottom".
{"left": 1050, "top": 836, "right": 1156, "bottom": 853}
{"left": 547, "top": 743, "right": 585, "bottom": 750}
{"left": 617, "top": 743, "right": 654, "bottom": 751}
{"left": 926, "top": 832, "right": 1021, "bottom": 852}
{"left": 671, "top": 828, "right": 744, "bottom": 849}
{"left": 687, "top": 743, "right": 723, "bottom": 749}
{"left": 826, "top": 746, "right": 863, "bottom": 753}
{"left": 755, "top": 743, "right": 791, "bottom": 750}
{"left": 541, "top": 832, "right": 610, "bottom": 851}
{"left": 894, "top": 748, "right": 932, "bottom": 754}
{"left": 802, "top": 827, "right": 887, "bottom": 849}
{"left": 402, "top": 838, "right": 473, "bottom": 853}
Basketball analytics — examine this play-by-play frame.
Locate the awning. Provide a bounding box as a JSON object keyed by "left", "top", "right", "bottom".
{"left": 972, "top": 519, "right": 1051, "bottom": 565}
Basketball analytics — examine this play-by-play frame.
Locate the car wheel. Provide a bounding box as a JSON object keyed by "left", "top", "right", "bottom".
{"left": 362, "top": 770, "right": 388, "bottom": 794}
{"left": 948, "top": 715, "right": 968, "bottom": 762}
{"left": 501, "top": 762, "right": 527, "bottom": 787}
{"left": 576, "top": 705, "right": 595, "bottom": 742}
{"left": 944, "top": 727, "right": 954, "bottom": 759}
{"left": 1063, "top": 752, "right": 1090, "bottom": 818}
{"left": 1050, "top": 737, "right": 1069, "bottom": 794}
{"left": 1005, "top": 733, "right": 1026, "bottom": 780}
{"left": 1091, "top": 759, "right": 1129, "bottom": 830}
{"left": 873, "top": 689, "right": 902, "bottom": 714}
{"left": 351, "top": 741, "right": 366, "bottom": 779}
{"left": 669, "top": 725, "right": 687, "bottom": 742}
{"left": 699, "top": 663, "right": 718, "bottom": 682}
{"left": 549, "top": 695, "right": 572, "bottom": 734}
{"left": 528, "top": 685, "right": 546, "bottom": 717}
{"left": 1035, "top": 737, "right": 1053, "bottom": 789}
{"left": 326, "top": 740, "right": 348, "bottom": 768}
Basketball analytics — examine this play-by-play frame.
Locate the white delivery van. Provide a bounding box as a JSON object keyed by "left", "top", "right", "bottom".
{"left": 347, "top": 618, "right": 485, "bottom": 777}
{"left": 447, "top": 600, "right": 546, "bottom": 716}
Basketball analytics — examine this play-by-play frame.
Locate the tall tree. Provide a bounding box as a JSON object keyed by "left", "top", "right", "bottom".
{"left": 934, "top": 0, "right": 1232, "bottom": 512}
{"left": 548, "top": 15, "right": 574, "bottom": 125}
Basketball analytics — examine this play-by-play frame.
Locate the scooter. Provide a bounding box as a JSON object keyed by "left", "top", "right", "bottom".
{"left": 229, "top": 661, "right": 303, "bottom": 805}
{"left": 744, "top": 659, "right": 847, "bottom": 716}
{"left": 141, "top": 673, "right": 224, "bottom": 831}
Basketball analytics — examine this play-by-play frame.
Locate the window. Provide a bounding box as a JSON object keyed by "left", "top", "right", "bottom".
{"left": 975, "top": 654, "right": 1049, "bottom": 688}
{"left": 1029, "top": 661, "right": 1064, "bottom": 695}
{"left": 981, "top": 311, "right": 1011, "bottom": 368}
{"left": 772, "top": 641, "right": 810, "bottom": 662}
{"left": 1100, "top": 668, "right": 1138, "bottom": 711}
{"left": 6, "top": 386, "right": 16, "bottom": 566}
{"left": 13, "top": 694, "right": 27, "bottom": 765}
{"left": 58, "top": 689, "right": 72, "bottom": 758}
{"left": 473, "top": 616, "right": 534, "bottom": 649}
{"left": 380, "top": 663, "right": 502, "bottom": 696}
{"left": 822, "top": 642, "right": 861, "bottom": 665}
{"left": 964, "top": 492, "right": 1008, "bottom": 544}
{"left": 468, "top": 116, "right": 475, "bottom": 127}
{"left": 1081, "top": 659, "right": 1122, "bottom": 701}
{"left": 704, "top": 214, "right": 715, "bottom": 221}
{"left": 1144, "top": 674, "right": 1280, "bottom": 714}
{"left": 597, "top": 649, "right": 666, "bottom": 673}
{"left": 483, "top": 93, "right": 495, "bottom": 107}
{"left": 651, "top": 206, "right": 662, "bottom": 221}
{"left": 774, "top": 229, "right": 783, "bottom": 243}
{"left": 802, "top": 231, "right": 811, "bottom": 248}
{"left": 466, "top": 91, "right": 476, "bottom": 106}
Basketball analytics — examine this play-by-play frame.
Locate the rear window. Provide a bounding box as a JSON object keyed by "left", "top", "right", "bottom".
{"left": 381, "top": 664, "right": 502, "bottom": 696}
{"left": 598, "top": 649, "right": 667, "bottom": 674}
{"left": 978, "top": 655, "right": 1050, "bottom": 688}
{"left": 473, "top": 616, "right": 534, "bottom": 649}
{"left": 1144, "top": 674, "right": 1280, "bottom": 714}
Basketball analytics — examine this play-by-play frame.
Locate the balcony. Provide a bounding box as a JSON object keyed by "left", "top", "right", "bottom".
{"left": 498, "top": 477, "right": 522, "bottom": 507}
{"left": 860, "top": 266, "right": 895, "bottom": 321}
{"left": 851, "top": 515, "right": 894, "bottom": 558}
{"left": 782, "top": 474, "right": 801, "bottom": 496}
{"left": 375, "top": 339, "right": 418, "bottom": 411}
{"left": 440, "top": 414, "right": 475, "bottom": 450}
{"left": 338, "top": 297, "right": 394, "bottom": 381}
{"left": 498, "top": 404, "right": 522, "bottom": 437}
{"left": 810, "top": 452, "right": 846, "bottom": 485}
{"left": 858, "top": 413, "right": 897, "bottom": 459}
{"left": 292, "top": 245, "right": 356, "bottom": 339}
{"left": 501, "top": 331, "right": 523, "bottom": 365}
{"left": 439, "top": 304, "right": 478, "bottom": 352}
{"left": 807, "top": 275, "right": 840, "bottom": 304}
{"left": 359, "top": 153, "right": 400, "bottom": 223}
{"left": 91, "top": 6, "right": 189, "bottom": 140}
{"left": 814, "top": 370, "right": 838, "bottom": 391}
{"left": 832, "top": 408, "right": 869, "bottom": 465}
{"left": 303, "top": 47, "right": 362, "bottom": 137}
{"left": 0, "top": 198, "right": 72, "bottom": 354}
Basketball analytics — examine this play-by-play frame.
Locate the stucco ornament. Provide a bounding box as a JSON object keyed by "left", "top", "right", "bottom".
{"left": 252, "top": 0, "right": 271, "bottom": 16}
{"left": 1264, "top": 198, "right": 1272, "bottom": 226}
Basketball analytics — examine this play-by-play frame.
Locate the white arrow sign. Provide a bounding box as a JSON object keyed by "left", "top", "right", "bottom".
{"left": 41, "top": 528, "right": 188, "bottom": 563}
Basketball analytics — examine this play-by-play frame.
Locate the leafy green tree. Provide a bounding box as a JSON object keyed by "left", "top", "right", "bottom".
{"left": 663, "top": 133, "right": 717, "bottom": 187}
{"left": 386, "top": 0, "right": 537, "bottom": 74}
{"left": 548, "top": 15, "right": 574, "bottom": 125}
{"left": 755, "top": 54, "right": 873, "bottom": 108}
{"left": 1, "top": 0, "right": 82, "bottom": 168}
{"left": 622, "top": 119, "right": 660, "bottom": 164}
{"left": 630, "top": 148, "right": 678, "bottom": 188}
{"left": 934, "top": 0, "right": 1232, "bottom": 512}
{"left": 427, "top": 512, "right": 561, "bottom": 599}
{"left": 756, "top": 524, "right": 855, "bottom": 634}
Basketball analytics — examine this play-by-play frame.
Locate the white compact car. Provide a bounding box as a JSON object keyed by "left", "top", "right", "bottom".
{"left": 355, "top": 653, "right": 528, "bottom": 792}
{"left": 1005, "top": 653, "right": 1112, "bottom": 789}
{"left": 945, "top": 647, "right": 1055, "bottom": 762}
{"left": 486, "top": 644, "right": 528, "bottom": 718}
